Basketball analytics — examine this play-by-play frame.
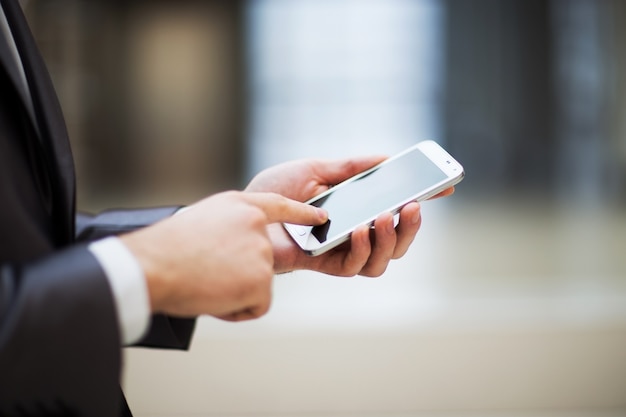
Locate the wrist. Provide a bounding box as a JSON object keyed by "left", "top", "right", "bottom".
{"left": 120, "top": 232, "right": 168, "bottom": 314}
{"left": 89, "top": 237, "right": 151, "bottom": 344}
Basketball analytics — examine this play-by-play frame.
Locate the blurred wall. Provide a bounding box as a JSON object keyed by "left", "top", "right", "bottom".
{"left": 26, "top": 0, "right": 247, "bottom": 212}
{"left": 20, "top": 1, "right": 626, "bottom": 415}
{"left": 444, "top": 0, "right": 626, "bottom": 204}
{"left": 26, "top": 0, "right": 626, "bottom": 211}
{"left": 444, "top": 0, "right": 555, "bottom": 193}
{"left": 244, "top": 0, "right": 445, "bottom": 175}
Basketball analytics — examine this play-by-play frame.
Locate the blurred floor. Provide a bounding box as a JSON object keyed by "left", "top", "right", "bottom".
{"left": 122, "top": 195, "right": 626, "bottom": 416}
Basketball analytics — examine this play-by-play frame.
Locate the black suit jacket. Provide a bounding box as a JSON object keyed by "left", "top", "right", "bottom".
{"left": 0, "top": 0, "right": 195, "bottom": 415}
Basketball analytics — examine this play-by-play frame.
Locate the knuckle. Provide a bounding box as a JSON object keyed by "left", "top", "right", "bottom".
{"left": 252, "top": 300, "right": 271, "bottom": 318}
{"left": 245, "top": 206, "right": 268, "bottom": 228}
{"left": 342, "top": 263, "right": 364, "bottom": 277}
{"left": 246, "top": 276, "right": 273, "bottom": 320}
{"left": 362, "top": 264, "right": 387, "bottom": 278}
{"left": 342, "top": 160, "right": 358, "bottom": 176}
{"left": 258, "top": 258, "right": 274, "bottom": 281}
{"left": 256, "top": 235, "right": 274, "bottom": 259}
{"left": 267, "top": 191, "right": 282, "bottom": 201}
{"left": 222, "top": 190, "right": 241, "bottom": 201}
{"left": 335, "top": 270, "right": 354, "bottom": 278}
{"left": 270, "top": 192, "right": 289, "bottom": 211}
{"left": 392, "top": 247, "right": 408, "bottom": 259}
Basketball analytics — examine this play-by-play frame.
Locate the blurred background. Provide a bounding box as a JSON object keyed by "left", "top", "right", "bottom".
{"left": 25, "top": 0, "right": 626, "bottom": 415}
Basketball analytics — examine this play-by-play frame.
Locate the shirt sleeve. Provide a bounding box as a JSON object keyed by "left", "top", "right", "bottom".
{"left": 88, "top": 237, "right": 151, "bottom": 345}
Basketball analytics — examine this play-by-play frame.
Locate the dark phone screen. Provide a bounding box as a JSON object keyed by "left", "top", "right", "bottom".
{"left": 311, "top": 148, "right": 448, "bottom": 243}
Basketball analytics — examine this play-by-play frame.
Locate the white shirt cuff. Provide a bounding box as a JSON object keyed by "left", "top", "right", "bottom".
{"left": 88, "top": 237, "right": 151, "bottom": 345}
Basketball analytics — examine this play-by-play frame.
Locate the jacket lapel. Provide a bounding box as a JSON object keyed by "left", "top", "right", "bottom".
{"left": 1, "top": 0, "right": 75, "bottom": 244}
{"left": 0, "top": 8, "right": 38, "bottom": 133}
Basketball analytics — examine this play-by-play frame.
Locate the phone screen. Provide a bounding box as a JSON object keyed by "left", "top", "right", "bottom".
{"left": 310, "top": 147, "right": 449, "bottom": 243}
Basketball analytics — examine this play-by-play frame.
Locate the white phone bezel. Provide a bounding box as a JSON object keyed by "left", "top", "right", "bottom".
{"left": 284, "top": 140, "right": 465, "bottom": 256}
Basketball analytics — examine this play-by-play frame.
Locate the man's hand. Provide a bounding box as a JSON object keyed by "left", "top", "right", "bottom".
{"left": 246, "top": 157, "right": 454, "bottom": 277}
{"left": 121, "top": 191, "right": 327, "bottom": 321}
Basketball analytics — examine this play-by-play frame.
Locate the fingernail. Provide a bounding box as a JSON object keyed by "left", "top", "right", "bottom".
{"left": 411, "top": 209, "right": 421, "bottom": 224}
{"left": 386, "top": 219, "right": 395, "bottom": 235}
{"left": 360, "top": 225, "right": 370, "bottom": 243}
{"left": 317, "top": 208, "right": 328, "bottom": 221}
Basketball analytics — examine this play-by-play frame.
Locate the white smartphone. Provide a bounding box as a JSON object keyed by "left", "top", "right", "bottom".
{"left": 283, "top": 140, "right": 465, "bottom": 256}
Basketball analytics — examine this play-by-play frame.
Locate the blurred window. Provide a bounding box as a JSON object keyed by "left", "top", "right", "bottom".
{"left": 245, "top": 0, "right": 444, "bottom": 176}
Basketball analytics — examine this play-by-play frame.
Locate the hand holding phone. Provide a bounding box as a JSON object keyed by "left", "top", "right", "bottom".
{"left": 283, "top": 140, "right": 465, "bottom": 256}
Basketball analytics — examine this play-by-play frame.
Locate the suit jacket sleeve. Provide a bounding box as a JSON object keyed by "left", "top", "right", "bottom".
{"left": 75, "top": 207, "right": 196, "bottom": 350}
{"left": 0, "top": 0, "right": 194, "bottom": 413}
{"left": 0, "top": 244, "right": 123, "bottom": 415}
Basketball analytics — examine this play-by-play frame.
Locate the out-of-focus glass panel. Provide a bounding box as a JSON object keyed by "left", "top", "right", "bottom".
{"left": 245, "top": 0, "right": 444, "bottom": 175}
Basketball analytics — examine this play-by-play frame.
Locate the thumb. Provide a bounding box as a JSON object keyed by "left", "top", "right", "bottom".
{"left": 243, "top": 192, "right": 328, "bottom": 225}
{"left": 320, "top": 156, "right": 388, "bottom": 186}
